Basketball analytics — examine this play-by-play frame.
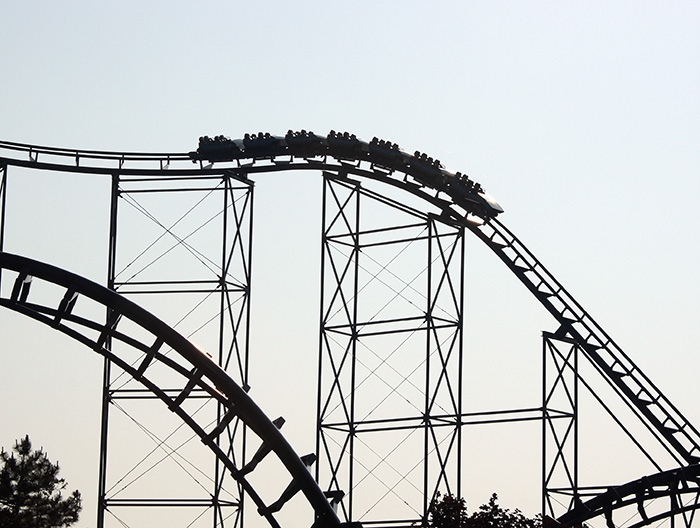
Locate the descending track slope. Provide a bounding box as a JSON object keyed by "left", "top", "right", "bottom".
{"left": 1, "top": 131, "right": 698, "bottom": 525}
{"left": 470, "top": 217, "right": 700, "bottom": 466}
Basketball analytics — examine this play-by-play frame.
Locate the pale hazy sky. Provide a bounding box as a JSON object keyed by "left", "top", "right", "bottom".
{"left": 1, "top": 2, "right": 699, "bottom": 528}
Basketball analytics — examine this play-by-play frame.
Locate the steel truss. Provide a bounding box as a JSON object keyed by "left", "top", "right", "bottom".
{"left": 99, "top": 170, "right": 254, "bottom": 528}
{"left": 542, "top": 333, "right": 579, "bottom": 518}
{"left": 470, "top": 217, "right": 700, "bottom": 467}
{"left": 541, "top": 332, "right": 700, "bottom": 528}
{"left": 317, "top": 171, "right": 464, "bottom": 528}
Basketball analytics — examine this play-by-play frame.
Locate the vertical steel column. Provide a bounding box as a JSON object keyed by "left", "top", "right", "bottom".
{"left": 97, "top": 172, "right": 120, "bottom": 528}
{"left": 349, "top": 176, "right": 360, "bottom": 525}
{"left": 0, "top": 164, "right": 6, "bottom": 253}
{"left": 424, "top": 216, "right": 432, "bottom": 523}
{"left": 317, "top": 171, "right": 361, "bottom": 524}
{"left": 214, "top": 171, "right": 254, "bottom": 528}
{"left": 542, "top": 332, "right": 579, "bottom": 519}
{"left": 457, "top": 218, "right": 464, "bottom": 504}
{"left": 317, "top": 173, "right": 464, "bottom": 528}
{"left": 0, "top": 164, "right": 7, "bottom": 289}
{"left": 422, "top": 215, "right": 464, "bottom": 522}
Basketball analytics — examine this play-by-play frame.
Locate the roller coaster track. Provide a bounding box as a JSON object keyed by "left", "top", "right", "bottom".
{"left": 470, "top": 218, "right": 700, "bottom": 467}
{"left": 1, "top": 132, "right": 698, "bottom": 526}
{"left": 0, "top": 251, "right": 342, "bottom": 528}
{"left": 558, "top": 464, "right": 700, "bottom": 528}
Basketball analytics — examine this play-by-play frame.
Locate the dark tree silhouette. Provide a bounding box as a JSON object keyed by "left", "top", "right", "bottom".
{"left": 429, "top": 492, "right": 541, "bottom": 528}
{"left": 0, "top": 435, "right": 81, "bottom": 528}
{"left": 428, "top": 492, "right": 470, "bottom": 528}
{"left": 465, "top": 493, "right": 540, "bottom": 528}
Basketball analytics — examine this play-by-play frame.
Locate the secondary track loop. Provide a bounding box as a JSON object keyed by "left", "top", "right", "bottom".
{"left": 0, "top": 252, "right": 340, "bottom": 528}
{"left": 557, "top": 463, "right": 700, "bottom": 528}
{"left": 1, "top": 130, "right": 698, "bottom": 526}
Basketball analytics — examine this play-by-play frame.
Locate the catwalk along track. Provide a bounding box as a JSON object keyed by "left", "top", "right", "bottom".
{"left": 0, "top": 131, "right": 698, "bottom": 528}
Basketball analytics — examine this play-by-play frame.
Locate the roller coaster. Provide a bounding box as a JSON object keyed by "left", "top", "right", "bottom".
{"left": 0, "top": 131, "right": 698, "bottom": 528}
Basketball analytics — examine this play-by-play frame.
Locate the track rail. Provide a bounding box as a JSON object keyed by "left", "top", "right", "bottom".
{"left": 0, "top": 133, "right": 501, "bottom": 222}
{"left": 468, "top": 218, "right": 700, "bottom": 466}
{"left": 1, "top": 130, "right": 698, "bottom": 525}
{"left": 557, "top": 463, "right": 700, "bottom": 528}
{"left": 0, "top": 252, "right": 341, "bottom": 528}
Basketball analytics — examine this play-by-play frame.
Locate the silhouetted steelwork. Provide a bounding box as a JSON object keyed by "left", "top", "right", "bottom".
{"left": 317, "top": 171, "right": 464, "bottom": 527}
{"left": 558, "top": 464, "right": 700, "bottom": 528}
{"left": 0, "top": 133, "right": 698, "bottom": 528}
{"left": 542, "top": 333, "right": 579, "bottom": 517}
{"left": 0, "top": 252, "right": 340, "bottom": 528}
{"left": 0, "top": 162, "right": 6, "bottom": 256}
{"left": 97, "top": 170, "right": 254, "bottom": 527}
{"left": 468, "top": 217, "right": 700, "bottom": 468}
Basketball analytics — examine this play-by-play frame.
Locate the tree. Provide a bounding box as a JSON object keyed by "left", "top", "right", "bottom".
{"left": 465, "top": 493, "right": 540, "bottom": 528}
{"left": 429, "top": 492, "right": 542, "bottom": 528}
{"left": 0, "top": 435, "right": 81, "bottom": 528}
{"left": 428, "top": 492, "right": 470, "bottom": 528}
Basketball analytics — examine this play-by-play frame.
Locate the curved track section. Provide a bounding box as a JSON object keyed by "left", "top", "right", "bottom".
{"left": 558, "top": 464, "right": 700, "bottom": 528}
{"left": 0, "top": 252, "right": 341, "bottom": 528}
{"left": 1, "top": 131, "right": 699, "bottom": 526}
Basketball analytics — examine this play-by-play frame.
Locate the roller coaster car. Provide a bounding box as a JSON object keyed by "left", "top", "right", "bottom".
{"left": 242, "top": 132, "right": 286, "bottom": 158}
{"left": 459, "top": 191, "right": 503, "bottom": 219}
{"left": 444, "top": 172, "right": 481, "bottom": 195}
{"left": 444, "top": 172, "right": 504, "bottom": 218}
{"left": 285, "top": 130, "right": 327, "bottom": 158}
{"left": 190, "top": 135, "right": 243, "bottom": 162}
{"left": 406, "top": 152, "right": 446, "bottom": 189}
{"left": 367, "top": 137, "right": 411, "bottom": 171}
{"left": 326, "top": 131, "right": 369, "bottom": 161}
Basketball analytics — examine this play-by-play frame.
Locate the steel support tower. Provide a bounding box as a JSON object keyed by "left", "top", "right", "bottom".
{"left": 317, "top": 171, "right": 464, "bottom": 528}
{"left": 99, "top": 169, "right": 254, "bottom": 528}
{"left": 542, "top": 332, "right": 579, "bottom": 517}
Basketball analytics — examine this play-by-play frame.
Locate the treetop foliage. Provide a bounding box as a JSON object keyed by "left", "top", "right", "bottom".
{"left": 0, "top": 435, "right": 81, "bottom": 528}
{"left": 429, "top": 492, "right": 542, "bottom": 528}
